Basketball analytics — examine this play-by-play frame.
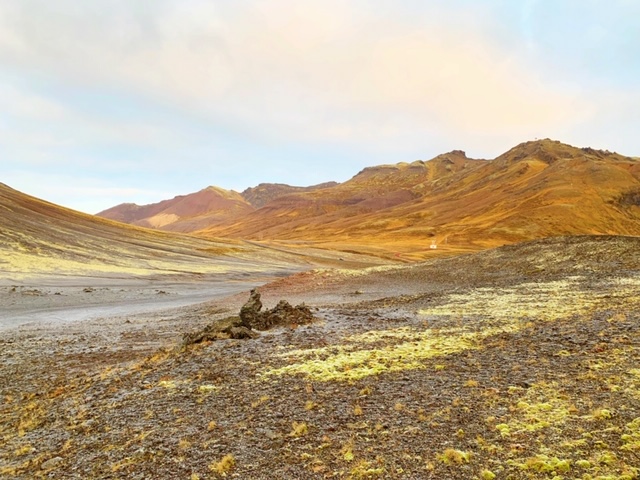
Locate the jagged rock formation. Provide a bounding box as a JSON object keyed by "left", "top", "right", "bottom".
{"left": 239, "top": 288, "right": 314, "bottom": 330}
{"left": 239, "top": 288, "right": 263, "bottom": 329}
{"left": 182, "top": 289, "right": 314, "bottom": 346}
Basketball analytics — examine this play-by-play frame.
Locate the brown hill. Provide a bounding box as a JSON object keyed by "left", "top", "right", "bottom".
{"left": 203, "top": 150, "right": 481, "bottom": 242}
{"left": 199, "top": 139, "right": 640, "bottom": 258}
{"left": 241, "top": 181, "right": 339, "bottom": 208}
{"left": 0, "top": 183, "right": 266, "bottom": 278}
{"left": 97, "top": 182, "right": 340, "bottom": 232}
{"left": 98, "top": 186, "right": 253, "bottom": 233}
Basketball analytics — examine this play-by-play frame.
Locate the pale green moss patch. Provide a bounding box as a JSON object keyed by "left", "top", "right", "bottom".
{"left": 436, "top": 448, "right": 471, "bottom": 464}
{"left": 262, "top": 324, "right": 520, "bottom": 381}
{"left": 417, "top": 278, "right": 609, "bottom": 322}
{"left": 621, "top": 417, "right": 640, "bottom": 451}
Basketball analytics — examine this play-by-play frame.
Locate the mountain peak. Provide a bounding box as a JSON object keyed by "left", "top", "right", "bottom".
{"left": 98, "top": 185, "right": 252, "bottom": 232}
{"left": 494, "top": 138, "right": 585, "bottom": 166}
{"left": 436, "top": 149, "right": 467, "bottom": 159}
{"left": 496, "top": 138, "right": 633, "bottom": 169}
{"left": 241, "top": 181, "right": 339, "bottom": 208}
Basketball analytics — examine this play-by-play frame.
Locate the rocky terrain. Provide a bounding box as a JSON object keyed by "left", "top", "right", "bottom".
{"left": 1, "top": 235, "right": 639, "bottom": 479}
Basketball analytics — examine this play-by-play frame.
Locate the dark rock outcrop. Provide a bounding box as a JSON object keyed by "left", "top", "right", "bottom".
{"left": 182, "top": 316, "right": 259, "bottom": 346}
{"left": 239, "top": 288, "right": 263, "bottom": 329}
{"left": 251, "top": 298, "right": 314, "bottom": 330}
{"left": 183, "top": 289, "right": 314, "bottom": 347}
{"left": 240, "top": 289, "right": 313, "bottom": 330}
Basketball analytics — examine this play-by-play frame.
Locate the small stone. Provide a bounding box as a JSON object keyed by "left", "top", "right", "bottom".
{"left": 262, "top": 428, "right": 279, "bottom": 440}
{"left": 41, "top": 457, "right": 64, "bottom": 470}
{"left": 228, "top": 326, "right": 260, "bottom": 339}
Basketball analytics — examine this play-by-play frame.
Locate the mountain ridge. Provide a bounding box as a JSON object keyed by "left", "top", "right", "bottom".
{"left": 199, "top": 139, "right": 640, "bottom": 257}
{"left": 92, "top": 139, "right": 640, "bottom": 258}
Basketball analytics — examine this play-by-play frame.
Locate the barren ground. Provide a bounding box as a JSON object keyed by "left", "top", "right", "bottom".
{"left": 1, "top": 236, "right": 639, "bottom": 479}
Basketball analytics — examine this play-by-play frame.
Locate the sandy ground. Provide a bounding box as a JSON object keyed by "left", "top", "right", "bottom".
{"left": 1, "top": 236, "right": 640, "bottom": 479}
{"left": 0, "top": 275, "right": 290, "bottom": 332}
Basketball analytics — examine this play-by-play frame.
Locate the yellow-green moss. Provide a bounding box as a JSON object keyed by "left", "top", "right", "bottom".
{"left": 262, "top": 325, "right": 519, "bottom": 381}
{"left": 436, "top": 448, "right": 471, "bottom": 465}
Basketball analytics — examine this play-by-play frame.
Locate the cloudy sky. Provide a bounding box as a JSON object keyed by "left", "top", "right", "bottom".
{"left": 1, "top": 0, "right": 639, "bottom": 213}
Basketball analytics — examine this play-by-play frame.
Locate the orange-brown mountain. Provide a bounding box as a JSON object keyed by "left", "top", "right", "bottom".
{"left": 97, "top": 183, "right": 337, "bottom": 232}
{"left": 98, "top": 139, "right": 640, "bottom": 254}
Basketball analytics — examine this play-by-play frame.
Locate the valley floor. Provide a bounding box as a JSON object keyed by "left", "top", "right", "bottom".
{"left": 1, "top": 236, "right": 639, "bottom": 479}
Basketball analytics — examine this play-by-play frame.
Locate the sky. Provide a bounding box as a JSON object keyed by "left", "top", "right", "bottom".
{"left": 1, "top": 0, "right": 639, "bottom": 214}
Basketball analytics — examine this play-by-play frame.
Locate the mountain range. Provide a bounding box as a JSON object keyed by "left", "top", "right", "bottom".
{"left": 97, "top": 139, "right": 640, "bottom": 259}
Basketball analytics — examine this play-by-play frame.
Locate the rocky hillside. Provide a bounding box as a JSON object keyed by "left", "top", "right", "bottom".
{"left": 241, "top": 182, "right": 338, "bottom": 209}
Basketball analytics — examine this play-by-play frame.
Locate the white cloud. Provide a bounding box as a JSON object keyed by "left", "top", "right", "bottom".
{"left": 0, "top": 1, "right": 591, "bottom": 152}
{"left": 0, "top": 77, "right": 196, "bottom": 170}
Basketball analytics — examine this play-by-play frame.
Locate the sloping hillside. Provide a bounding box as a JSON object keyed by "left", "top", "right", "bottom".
{"left": 0, "top": 183, "right": 255, "bottom": 278}
{"left": 0, "top": 183, "right": 372, "bottom": 280}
